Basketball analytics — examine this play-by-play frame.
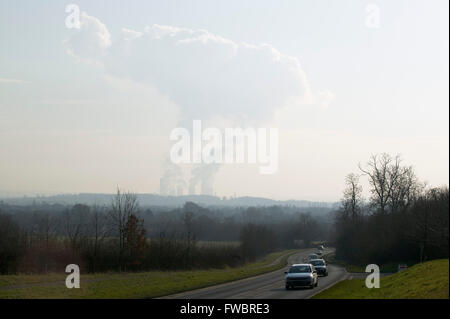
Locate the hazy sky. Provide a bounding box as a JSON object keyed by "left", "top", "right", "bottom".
{"left": 0, "top": 0, "right": 448, "bottom": 201}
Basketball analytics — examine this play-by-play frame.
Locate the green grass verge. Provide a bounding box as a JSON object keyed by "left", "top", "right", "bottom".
{"left": 326, "top": 254, "right": 416, "bottom": 273}
{"left": 313, "top": 259, "right": 449, "bottom": 299}
{"left": 0, "top": 249, "right": 297, "bottom": 299}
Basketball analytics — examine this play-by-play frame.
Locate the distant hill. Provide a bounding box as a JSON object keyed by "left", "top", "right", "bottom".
{"left": 0, "top": 193, "right": 338, "bottom": 209}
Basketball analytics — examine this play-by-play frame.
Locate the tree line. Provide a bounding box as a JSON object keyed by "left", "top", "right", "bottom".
{"left": 332, "top": 153, "right": 449, "bottom": 265}
{"left": 0, "top": 191, "right": 329, "bottom": 274}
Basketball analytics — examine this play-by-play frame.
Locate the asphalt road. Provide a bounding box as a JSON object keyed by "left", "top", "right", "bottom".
{"left": 163, "top": 248, "right": 349, "bottom": 299}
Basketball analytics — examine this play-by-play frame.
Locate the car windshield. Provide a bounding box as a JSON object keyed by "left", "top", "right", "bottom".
{"left": 310, "top": 260, "right": 324, "bottom": 266}
{"left": 289, "top": 265, "right": 311, "bottom": 273}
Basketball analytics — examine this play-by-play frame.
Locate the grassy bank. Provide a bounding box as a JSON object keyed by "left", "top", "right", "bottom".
{"left": 314, "top": 259, "right": 449, "bottom": 299}
{"left": 326, "top": 254, "right": 416, "bottom": 273}
{"left": 0, "top": 249, "right": 297, "bottom": 299}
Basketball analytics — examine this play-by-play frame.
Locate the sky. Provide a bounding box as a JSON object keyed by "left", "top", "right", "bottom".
{"left": 0, "top": 0, "right": 448, "bottom": 201}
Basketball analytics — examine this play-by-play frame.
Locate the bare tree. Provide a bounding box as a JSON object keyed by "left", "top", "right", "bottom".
{"left": 408, "top": 187, "right": 449, "bottom": 262}
{"left": 0, "top": 214, "right": 25, "bottom": 274}
{"left": 109, "top": 188, "right": 139, "bottom": 271}
{"left": 35, "top": 213, "right": 58, "bottom": 273}
{"left": 181, "top": 211, "right": 196, "bottom": 267}
{"left": 63, "top": 204, "right": 90, "bottom": 255}
{"left": 124, "top": 213, "right": 147, "bottom": 270}
{"left": 183, "top": 211, "right": 195, "bottom": 238}
{"left": 388, "top": 166, "right": 423, "bottom": 213}
{"left": 341, "top": 173, "right": 364, "bottom": 221}
{"left": 359, "top": 153, "right": 402, "bottom": 214}
{"left": 90, "top": 205, "right": 110, "bottom": 272}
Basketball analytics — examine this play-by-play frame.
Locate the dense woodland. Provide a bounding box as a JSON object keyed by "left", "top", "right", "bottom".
{"left": 0, "top": 194, "right": 330, "bottom": 274}
{"left": 0, "top": 153, "right": 447, "bottom": 275}
{"left": 332, "top": 153, "right": 449, "bottom": 265}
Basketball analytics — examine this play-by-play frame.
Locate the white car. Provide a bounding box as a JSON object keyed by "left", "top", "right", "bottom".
{"left": 285, "top": 264, "right": 318, "bottom": 290}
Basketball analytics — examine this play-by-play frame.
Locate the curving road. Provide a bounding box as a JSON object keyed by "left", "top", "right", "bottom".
{"left": 162, "top": 248, "right": 349, "bottom": 299}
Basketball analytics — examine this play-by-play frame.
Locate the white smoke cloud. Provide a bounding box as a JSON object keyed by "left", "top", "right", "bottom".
{"left": 189, "top": 163, "right": 220, "bottom": 195}
{"left": 160, "top": 159, "right": 187, "bottom": 196}
{"left": 65, "top": 12, "right": 332, "bottom": 121}
{"left": 65, "top": 13, "right": 333, "bottom": 195}
{"left": 65, "top": 12, "right": 111, "bottom": 64}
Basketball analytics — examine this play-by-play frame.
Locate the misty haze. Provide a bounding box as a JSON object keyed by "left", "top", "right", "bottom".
{"left": 0, "top": 0, "right": 448, "bottom": 311}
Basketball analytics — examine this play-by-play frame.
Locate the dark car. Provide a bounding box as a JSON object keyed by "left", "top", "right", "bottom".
{"left": 310, "top": 259, "right": 328, "bottom": 276}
